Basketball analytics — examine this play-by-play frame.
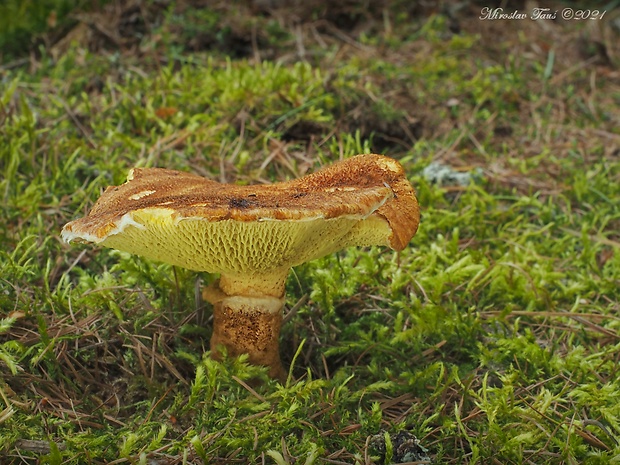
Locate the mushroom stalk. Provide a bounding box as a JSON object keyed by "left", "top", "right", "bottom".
{"left": 202, "top": 273, "right": 289, "bottom": 381}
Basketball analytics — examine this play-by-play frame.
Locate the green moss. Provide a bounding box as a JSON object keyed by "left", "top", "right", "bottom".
{"left": 1, "top": 2, "right": 620, "bottom": 463}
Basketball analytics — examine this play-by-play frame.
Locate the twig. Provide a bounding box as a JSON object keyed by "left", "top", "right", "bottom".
{"left": 15, "top": 439, "right": 66, "bottom": 454}
{"left": 60, "top": 99, "right": 97, "bottom": 149}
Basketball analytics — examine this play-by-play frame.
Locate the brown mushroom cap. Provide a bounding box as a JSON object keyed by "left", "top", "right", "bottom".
{"left": 62, "top": 154, "right": 420, "bottom": 296}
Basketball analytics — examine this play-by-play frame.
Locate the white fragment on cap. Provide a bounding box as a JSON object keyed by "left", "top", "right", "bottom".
{"left": 61, "top": 212, "right": 146, "bottom": 244}
{"left": 129, "top": 190, "right": 156, "bottom": 200}
{"left": 115, "top": 213, "right": 147, "bottom": 232}
{"left": 323, "top": 186, "right": 357, "bottom": 193}
{"left": 376, "top": 157, "right": 401, "bottom": 173}
{"left": 60, "top": 228, "right": 103, "bottom": 245}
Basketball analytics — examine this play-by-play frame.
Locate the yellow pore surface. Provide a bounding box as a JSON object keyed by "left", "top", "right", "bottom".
{"left": 99, "top": 208, "right": 391, "bottom": 294}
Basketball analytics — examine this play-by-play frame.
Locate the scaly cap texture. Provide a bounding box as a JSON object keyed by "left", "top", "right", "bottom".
{"left": 62, "top": 154, "right": 420, "bottom": 295}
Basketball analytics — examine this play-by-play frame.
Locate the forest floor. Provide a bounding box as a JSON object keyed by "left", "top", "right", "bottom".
{"left": 1, "top": 1, "right": 620, "bottom": 464}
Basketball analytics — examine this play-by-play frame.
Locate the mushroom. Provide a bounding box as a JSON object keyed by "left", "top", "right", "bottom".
{"left": 61, "top": 154, "right": 420, "bottom": 380}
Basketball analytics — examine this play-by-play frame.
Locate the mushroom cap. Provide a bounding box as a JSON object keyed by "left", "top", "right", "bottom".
{"left": 62, "top": 154, "right": 420, "bottom": 296}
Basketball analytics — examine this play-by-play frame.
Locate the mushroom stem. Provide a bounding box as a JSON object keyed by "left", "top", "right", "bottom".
{"left": 203, "top": 281, "right": 286, "bottom": 381}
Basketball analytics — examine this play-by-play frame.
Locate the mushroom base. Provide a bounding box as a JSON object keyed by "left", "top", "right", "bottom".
{"left": 204, "top": 283, "right": 286, "bottom": 381}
